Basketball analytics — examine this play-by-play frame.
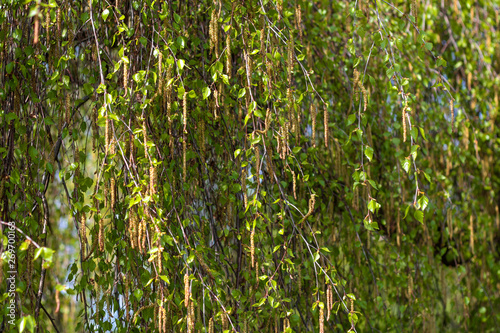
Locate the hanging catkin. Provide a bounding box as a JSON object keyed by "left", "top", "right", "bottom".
{"left": 242, "top": 166, "right": 248, "bottom": 209}
{"left": 150, "top": 165, "right": 157, "bottom": 196}
{"left": 80, "top": 213, "right": 87, "bottom": 244}
{"left": 250, "top": 227, "right": 255, "bottom": 267}
{"left": 184, "top": 272, "right": 190, "bottom": 307}
{"left": 324, "top": 104, "right": 329, "bottom": 147}
{"left": 311, "top": 104, "right": 317, "bottom": 147}
{"left": 319, "top": 307, "right": 324, "bottom": 333}
{"left": 226, "top": 33, "right": 232, "bottom": 80}
{"left": 110, "top": 177, "right": 115, "bottom": 211}
{"left": 183, "top": 92, "right": 188, "bottom": 182}
{"left": 287, "top": 33, "right": 294, "bottom": 86}
{"left": 449, "top": 99, "right": 454, "bottom": 129}
{"left": 402, "top": 107, "right": 407, "bottom": 142}
{"left": 254, "top": 143, "right": 260, "bottom": 183}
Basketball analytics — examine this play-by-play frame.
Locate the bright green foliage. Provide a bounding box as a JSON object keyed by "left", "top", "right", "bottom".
{"left": 1, "top": 0, "right": 499, "bottom": 332}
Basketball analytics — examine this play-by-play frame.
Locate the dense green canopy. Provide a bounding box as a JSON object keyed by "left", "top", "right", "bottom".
{"left": 1, "top": 0, "right": 499, "bottom": 332}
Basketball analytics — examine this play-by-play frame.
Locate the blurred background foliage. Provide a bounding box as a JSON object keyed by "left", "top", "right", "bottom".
{"left": 0, "top": 0, "right": 499, "bottom": 332}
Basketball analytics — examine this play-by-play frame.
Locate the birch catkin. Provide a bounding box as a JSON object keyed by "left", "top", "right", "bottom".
{"left": 80, "top": 213, "right": 87, "bottom": 244}
{"left": 311, "top": 104, "right": 317, "bottom": 147}
{"left": 402, "top": 107, "right": 407, "bottom": 142}
{"left": 226, "top": 33, "right": 232, "bottom": 80}
{"left": 183, "top": 92, "right": 188, "bottom": 182}
{"left": 184, "top": 272, "right": 190, "bottom": 307}
{"left": 449, "top": 99, "right": 454, "bottom": 129}
{"left": 319, "top": 307, "right": 324, "bottom": 333}
{"left": 324, "top": 104, "right": 329, "bottom": 147}
{"left": 250, "top": 227, "right": 255, "bottom": 267}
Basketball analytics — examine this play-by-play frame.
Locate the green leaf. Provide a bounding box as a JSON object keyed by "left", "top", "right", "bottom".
{"left": 238, "top": 88, "right": 246, "bottom": 99}
{"left": 402, "top": 158, "right": 411, "bottom": 173}
{"left": 403, "top": 205, "right": 410, "bottom": 219}
{"left": 174, "top": 13, "right": 181, "bottom": 23}
{"left": 102, "top": 9, "right": 110, "bottom": 21}
{"left": 202, "top": 86, "right": 211, "bottom": 99}
{"left": 177, "top": 59, "right": 185, "bottom": 70}
{"left": 133, "top": 289, "right": 143, "bottom": 300}
{"left": 6, "top": 62, "right": 14, "bottom": 74}
{"left": 414, "top": 210, "right": 424, "bottom": 224}
{"left": 367, "top": 199, "right": 381, "bottom": 213}
{"left": 347, "top": 114, "right": 357, "bottom": 126}
{"left": 418, "top": 195, "right": 429, "bottom": 211}
{"left": 364, "top": 145, "right": 374, "bottom": 162}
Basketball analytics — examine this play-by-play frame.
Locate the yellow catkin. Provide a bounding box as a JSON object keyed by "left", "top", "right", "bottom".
{"left": 65, "top": 93, "right": 71, "bottom": 123}
{"left": 250, "top": 227, "right": 255, "bottom": 267}
{"left": 319, "top": 307, "right": 324, "bottom": 333}
{"left": 254, "top": 143, "right": 260, "bottom": 183}
{"left": 450, "top": 99, "right": 454, "bottom": 128}
{"left": 105, "top": 117, "right": 111, "bottom": 153}
{"left": 142, "top": 118, "right": 148, "bottom": 153}
{"left": 214, "top": 88, "right": 219, "bottom": 120}
{"left": 265, "top": 108, "right": 271, "bottom": 133}
{"left": 209, "top": 317, "right": 214, "bottom": 333}
{"left": 353, "top": 69, "right": 360, "bottom": 97}
{"left": 184, "top": 272, "right": 190, "bottom": 307}
{"left": 189, "top": 299, "right": 195, "bottom": 332}
{"left": 34, "top": 11, "right": 40, "bottom": 45}
{"left": 300, "top": 194, "right": 316, "bottom": 223}
{"left": 56, "top": 7, "right": 61, "bottom": 59}
{"left": 133, "top": 304, "right": 155, "bottom": 325}
{"left": 287, "top": 33, "right": 294, "bottom": 86}
{"left": 222, "top": 312, "right": 228, "bottom": 331}
{"left": 324, "top": 105, "right": 329, "bottom": 147}
{"left": 80, "top": 213, "right": 87, "bottom": 244}
{"left": 226, "top": 33, "right": 232, "bottom": 80}
{"left": 209, "top": 8, "right": 219, "bottom": 58}
{"left": 296, "top": 4, "right": 303, "bottom": 42}
{"left": 242, "top": 167, "right": 248, "bottom": 209}
{"left": 150, "top": 166, "right": 157, "bottom": 196}
{"left": 129, "top": 211, "right": 136, "bottom": 249}
{"left": 402, "top": 107, "right": 407, "bottom": 142}
{"left": 110, "top": 178, "right": 115, "bottom": 211}
{"left": 99, "top": 216, "right": 104, "bottom": 252}
{"left": 123, "top": 60, "right": 128, "bottom": 93}
{"left": 292, "top": 170, "right": 297, "bottom": 200}
{"left": 327, "top": 284, "right": 332, "bottom": 321}
{"left": 284, "top": 318, "right": 290, "bottom": 332}
{"left": 158, "top": 51, "right": 163, "bottom": 92}
{"left": 362, "top": 86, "right": 368, "bottom": 111}
{"left": 183, "top": 92, "right": 188, "bottom": 181}
{"left": 311, "top": 104, "right": 317, "bottom": 147}
{"left": 411, "top": 0, "right": 417, "bottom": 25}
{"left": 470, "top": 215, "right": 474, "bottom": 254}
{"left": 157, "top": 243, "right": 163, "bottom": 273}
{"left": 143, "top": 217, "right": 148, "bottom": 252}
